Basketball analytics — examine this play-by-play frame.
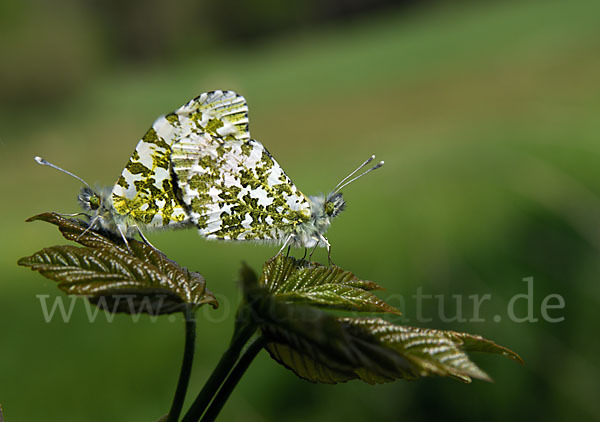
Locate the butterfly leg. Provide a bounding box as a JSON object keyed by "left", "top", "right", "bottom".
{"left": 318, "top": 234, "right": 334, "bottom": 266}
{"left": 134, "top": 225, "right": 160, "bottom": 252}
{"left": 301, "top": 248, "right": 307, "bottom": 261}
{"left": 56, "top": 212, "right": 90, "bottom": 218}
{"left": 308, "top": 243, "right": 318, "bottom": 261}
{"left": 276, "top": 234, "right": 293, "bottom": 256}
{"left": 59, "top": 212, "right": 92, "bottom": 234}
{"left": 285, "top": 245, "right": 291, "bottom": 258}
{"left": 76, "top": 215, "right": 99, "bottom": 241}
{"left": 117, "top": 225, "right": 133, "bottom": 253}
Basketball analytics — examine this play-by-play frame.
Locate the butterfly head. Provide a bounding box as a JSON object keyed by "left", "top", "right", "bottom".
{"left": 324, "top": 192, "right": 346, "bottom": 217}
{"left": 77, "top": 186, "right": 123, "bottom": 231}
{"left": 78, "top": 186, "right": 101, "bottom": 211}
{"left": 35, "top": 156, "right": 121, "bottom": 232}
{"left": 78, "top": 186, "right": 115, "bottom": 218}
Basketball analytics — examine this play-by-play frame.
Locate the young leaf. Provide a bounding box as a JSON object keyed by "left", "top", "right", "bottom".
{"left": 18, "top": 213, "right": 218, "bottom": 315}
{"left": 266, "top": 343, "right": 356, "bottom": 384}
{"left": 340, "top": 317, "right": 523, "bottom": 383}
{"left": 256, "top": 255, "right": 400, "bottom": 314}
{"left": 263, "top": 313, "right": 522, "bottom": 384}
{"left": 242, "top": 258, "right": 520, "bottom": 384}
{"left": 246, "top": 292, "right": 370, "bottom": 384}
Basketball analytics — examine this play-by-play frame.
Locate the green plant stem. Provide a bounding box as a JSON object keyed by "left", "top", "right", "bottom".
{"left": 181, "top": 323, "right": 257, "bottom": 422}
{"left": 200, "top": 336, "right": 267, "bottom": 422}
{"left": 167, "top": 305, "right": 196, "bottom": 422}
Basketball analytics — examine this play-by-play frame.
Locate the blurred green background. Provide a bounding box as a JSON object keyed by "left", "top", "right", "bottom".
{"left": 1, "top": 0, "right": 599, "bottom": 420}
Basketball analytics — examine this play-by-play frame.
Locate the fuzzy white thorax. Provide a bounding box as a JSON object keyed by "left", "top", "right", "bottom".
{"left": 287, "top": 193, "right": 346, "bottom": 248}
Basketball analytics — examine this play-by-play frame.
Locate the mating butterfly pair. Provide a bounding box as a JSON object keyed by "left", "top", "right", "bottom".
{"left": 37, "top": 91, "right": 383, "bottom": 259}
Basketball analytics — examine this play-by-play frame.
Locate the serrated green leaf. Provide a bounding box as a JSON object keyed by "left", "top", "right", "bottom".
{"left": 18, "top": 213, "right": 218, "bottom": 315}
{"left": 261, "top": 309, "right": 412, "bottom": 384}
{"left": 27, "top": 213, "right": 129, "bottom": 252}
{"left": 451, "top": 331, "right": 524, "bottom": 364}
{"left": 244, "top": 257, "right": 520, "bottom": 384}
{"left": 254, "top": 290, "right": 521, "bottom": 384}
{"left": 339, "top": 317, "right": 524, "bottom": 383}
{"left": 266, "top": 342, "right": 355, "bottom": 384}
{"left": 257, "top": 255, "right": 400, "bottom": 314}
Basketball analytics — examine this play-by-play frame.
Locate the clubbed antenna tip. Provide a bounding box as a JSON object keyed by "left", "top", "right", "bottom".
{"left": 331, "top": 155, "right": 385, "bottom": 195}
{"left": 34, "top": 155, "right": 93, "bottom": 190}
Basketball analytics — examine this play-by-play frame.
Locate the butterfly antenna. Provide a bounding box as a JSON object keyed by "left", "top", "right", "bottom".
{"left": 34, "top": 156, "right": 93, "bottom": 190}
{"left": 331, "top": 155, "right": 384, "bottom": 195}
{"left": 332, "top": 155, "right": 375, "bottom": 193}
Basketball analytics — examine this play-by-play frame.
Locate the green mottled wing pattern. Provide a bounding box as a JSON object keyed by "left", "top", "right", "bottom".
{"left": 111, "top": 90, "right": 249, "bottom": 228}
{"left": 171, "top": 135, "right": 312, "bottom": 241}
{"left": 176, "top": 90, "right": 250, "bottom": 141}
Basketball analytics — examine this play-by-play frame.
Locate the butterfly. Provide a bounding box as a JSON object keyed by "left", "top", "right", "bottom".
{"left": 36, "top": 91, "right": 383, "bottom": 258}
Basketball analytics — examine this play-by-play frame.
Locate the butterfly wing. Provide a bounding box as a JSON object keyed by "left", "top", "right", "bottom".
{"left": 171, "top": 135, "right": 312, "bottom": 242}
{"left": 176, "top": 90, "right": 250, "bottom": 141}
{"left": 111, "top": 90, "right": 250, "bottom": 228}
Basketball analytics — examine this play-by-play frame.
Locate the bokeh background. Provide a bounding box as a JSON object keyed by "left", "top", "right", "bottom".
{"left": 1, "top": 0, "right": 599, "bottom": 420}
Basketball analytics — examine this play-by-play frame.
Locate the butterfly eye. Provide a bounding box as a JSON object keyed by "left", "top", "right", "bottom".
{"left": 325, "top": 201, "right": 336, "bottom": 216}
{"left": 89, "top": 194, "right": 100, "bottom": 210}
{"left": 324, "top": 193, "right": 346, "bottom": 217}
